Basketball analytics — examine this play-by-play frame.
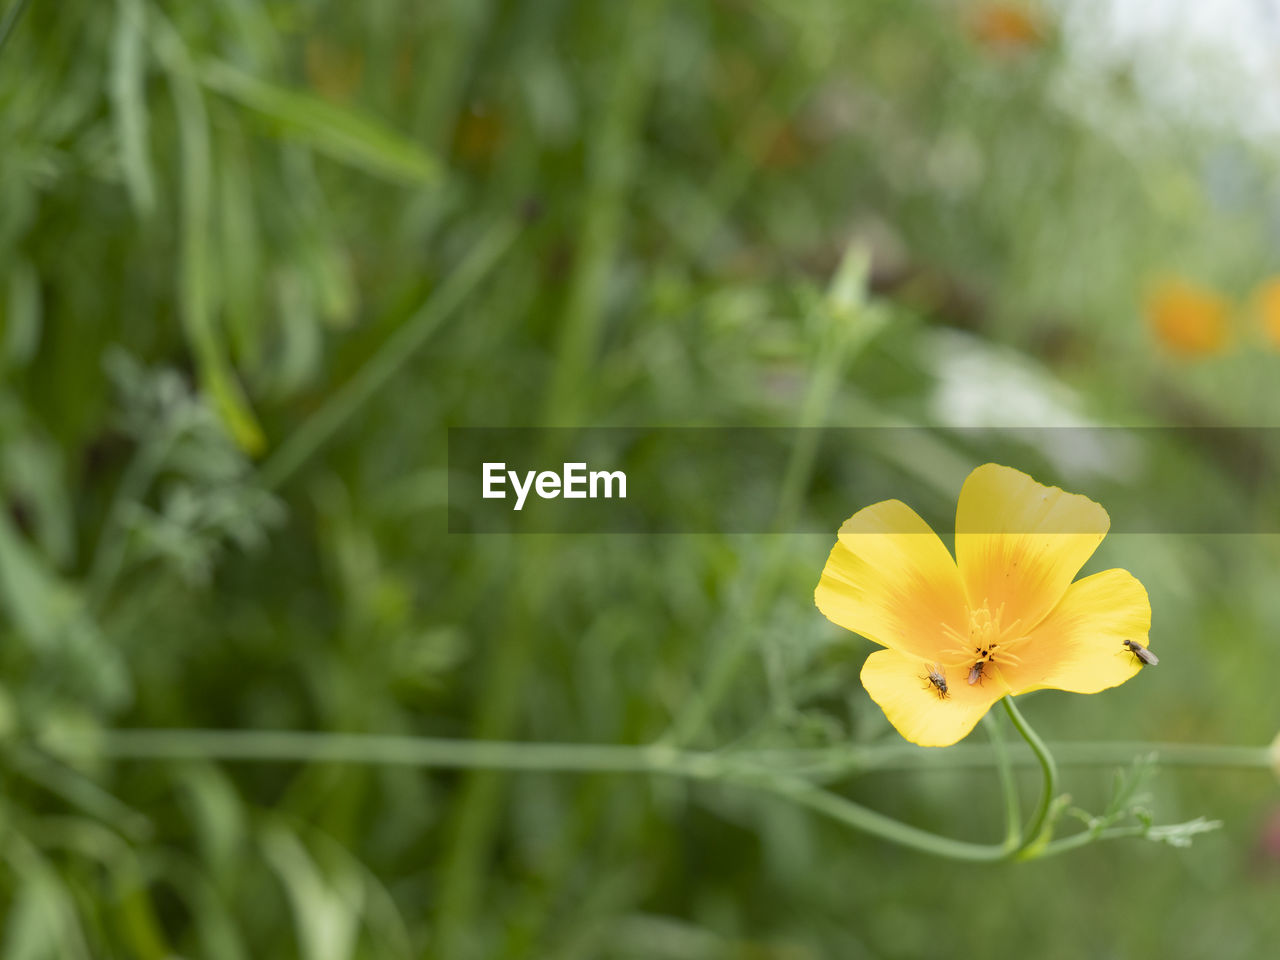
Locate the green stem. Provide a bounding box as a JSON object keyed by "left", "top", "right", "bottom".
{"left": 542, "top": 0, "right": 664, "bottom": 427}
{"left": 58, "top": 729, "right": 1010, "bottom": 862}
{"left": 45, "top": 727, "right": 1273, "bottom": 862}
{"left": 1050, "top": 741, "right": 1271, "bottom": 768}
{"left": 741, "top": 741, "right": 1275, "bottom": 778}
{"left": 982, "top": 712, "right": 1021, "bottom": 848}
{"left": 74, "top": 729, "right": 671, "bottom": 771}
{"left": 663, "top": 246, "right": 881, "bottom": 748}
{"left": 1033, "top": 825, "right": 1147, "bottom": 858}
{"left": 1002, "top": 696, "right": 1058, "bottom": 856}
{"left": 52, "top": 728, "right": 1275, "bottom": 775}
{"left": 749, "top": 773, "right": 1007, "bottom": 862}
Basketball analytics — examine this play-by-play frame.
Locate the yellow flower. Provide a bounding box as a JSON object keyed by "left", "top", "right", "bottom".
{"left": 815, "top": 463, "right": 1151, "bottom": 747}
{"left": 1144, "top": 277, "right": 1231, "bottom": 357}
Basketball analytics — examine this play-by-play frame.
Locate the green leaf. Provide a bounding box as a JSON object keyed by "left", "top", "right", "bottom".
{"left": 216, "top": 125, "right": 263, "bottom": 367}
{"left": 152, "top": 15, "right": 266, "bottom": 456}
{"left": 261, "top": 824, "right": 364, "bottom": 960}
{"left": 1, "top": 837, "right": 92, "bottom": 960}
{"left": 0, "top": 509, "right": 77, "bottom": 651}
{"left": 175, "top": 763, "right": 249, "bottom": 890}
{"left": 109, "top": 0, "right": 156, "bottom": 216}
{"left": 1143, "top": 817, "right": 1223, "bottom": 848}
{"left": 3, "top": 257, "right": 41, "bottom": 367}
{"left": 199, "top": 59, "right": 443, "bottom": 185}
{"left": 0, "top": 421, "right": 73, "bottom": 567}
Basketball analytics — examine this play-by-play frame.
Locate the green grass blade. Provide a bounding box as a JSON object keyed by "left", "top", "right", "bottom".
{"left": 109, "top": 0, "right": 155, "bottom": 216}
{"left": 199, "top": 59, "right": 443, "bottom": 185}
{"left": 152, "top": 15, "right": 265, "bottom": 456}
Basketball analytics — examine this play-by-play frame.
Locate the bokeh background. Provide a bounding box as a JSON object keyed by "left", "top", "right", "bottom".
{"left": 3, "top": 0, "right": 1280, "bottom": 956}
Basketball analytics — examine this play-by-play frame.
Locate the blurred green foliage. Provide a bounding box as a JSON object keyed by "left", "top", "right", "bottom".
{"left": 1, "top": 0, "right": 1280, "bottom": 957}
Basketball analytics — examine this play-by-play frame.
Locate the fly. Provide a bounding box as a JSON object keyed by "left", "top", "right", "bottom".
{"left": 1122, "top": 638, "right": 1158, "bottom": 666}
{"left": 922, "top": 663, "right": 949, "bottom": 699}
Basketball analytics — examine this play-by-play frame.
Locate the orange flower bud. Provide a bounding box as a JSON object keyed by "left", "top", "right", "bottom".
{"left": 1144, "top": 277, "right": 1232, "bottom": 357}
{"left": 969, "top": 4, "right": 1044, "bottom": 52}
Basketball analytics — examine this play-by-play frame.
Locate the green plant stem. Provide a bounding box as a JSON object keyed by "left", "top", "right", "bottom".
{"left": 1002, "top": 696, "right": 1058, "bottom": 856}
{"left": 663, "top": 246, "right": 882, "bottom": 748}
{"left": 754, "top": 772, "right": 1008, "bottom": 861}
{"left": 1033, "top": 825, "right": 1148, "bottom": 858}
{"left": 55, "top": 728, "right": 1276, "bottom": 775}
{"left": 46, "top": 727, "right": 1274, "bottom": 864}
{"left": 257, "top": 217, "right": 519, "bottom": 490}
{"left": 982, "top": 712, "right": 1021, "bottom": 848}
{"left": 743, "top": 741, "right": 1274, "bottom": 778}
{"left": 542, "top": 0, "right": 664, "bottom": 427}
{"left": 62, "top": 729, "right": 1011, "bottom": 862}
{"left": 152, "top": 9, "right": 266, "bottom": 456}
{"left": 441, "top": 7, "right": 665, "bottom": 952}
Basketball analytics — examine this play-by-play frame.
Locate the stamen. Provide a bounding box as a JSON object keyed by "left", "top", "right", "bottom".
{"left": 938, "top": 601, "right": 1031, "bottom": 670}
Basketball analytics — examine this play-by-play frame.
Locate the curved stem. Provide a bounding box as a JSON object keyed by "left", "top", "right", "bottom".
{"left": 51, "top": 729, "right": 1011, "bottom": 861}
{"left": 745, "top": 773, "right": 1008, "bottom": 861}
{"left": 1002, "top": 696, "right": 1058, "bottom": 856}
{"left": 982, "top": 712, "right": 1021, "bottom": 849}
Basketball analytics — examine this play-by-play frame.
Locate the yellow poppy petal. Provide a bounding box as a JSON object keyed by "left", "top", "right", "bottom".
{"left": 955, "top": 463, "right": 1109, "bottom": 638}
{"left": 999, "top": 568, "right": 1150, "bottom": 694}
{"left": 815, "top": 500, "right": 968, "bottom": 661}
{"left": 860, "top": 648, "right": 1006, "bottom": 747}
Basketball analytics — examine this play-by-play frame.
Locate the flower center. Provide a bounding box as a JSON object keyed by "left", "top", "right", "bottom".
{"left": 939, "top": 600, "right": 1027, "bottom": 674}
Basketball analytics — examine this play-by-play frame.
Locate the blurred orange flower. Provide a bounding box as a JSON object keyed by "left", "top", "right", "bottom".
{"left": 969, "top": 4, "right": 1045, "bottom": 52}
{"left": 1144, "top": 277, "right": 1231, "bottom": 357}
{"left": 1253, "top": 277, "right": 1280, "bottom": 348}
